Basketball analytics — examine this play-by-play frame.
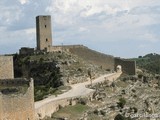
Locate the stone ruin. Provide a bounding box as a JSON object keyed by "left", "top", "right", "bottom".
{"left": 0, "top": 56, "right": 35, "bottom": 120}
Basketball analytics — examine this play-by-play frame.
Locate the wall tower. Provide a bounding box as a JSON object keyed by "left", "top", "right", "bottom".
{"left": 36, "top": 15, "right": 52, "bottom": 51}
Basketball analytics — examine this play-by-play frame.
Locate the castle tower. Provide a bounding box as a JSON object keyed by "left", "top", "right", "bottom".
{"left": 36, "top": 15, "right": 52, "bottom": 51}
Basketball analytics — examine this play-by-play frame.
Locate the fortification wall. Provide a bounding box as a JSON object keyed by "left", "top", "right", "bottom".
{"left": 19, "top": 47, "right": 34, "bottom": 55}
{"left": 0, "top": 78, "right": 35, "bottom": 120}
{"left": 114, "top": 58, "right": 136, "bottom": 75}
{"left": 0, "top": 56, "right": 14, "bottom": 79}
{"left": 35, "top": 93, "right": 93, "bottom": 120}
{"left": 35, "top": 99, "right": 70, "bottom": 119}
{"left": 49, "top": 45, "right": 86, "bottom": 52}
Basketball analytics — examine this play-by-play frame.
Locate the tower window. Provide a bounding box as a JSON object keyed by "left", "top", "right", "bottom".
{"left": 46, "top": 39, "right": 48, "bottom": 42}
{"left": 45, "top": 25, "right": 47, "bottom": 28}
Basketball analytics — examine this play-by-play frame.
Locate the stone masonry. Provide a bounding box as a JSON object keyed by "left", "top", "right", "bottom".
{"left": 36, "top": 15, "right": 52, "bottom": 51}
{"left": 0, "top": 78, "right": 35, "bottom": 120}
{"left": 114, "top": 57, "right": 136, "bottom": 75}
{"left": 0, "top": 56, "right": 35, "bottom": 120}
{"left": 0, "top": 56, "right": 14, "bottom": 79}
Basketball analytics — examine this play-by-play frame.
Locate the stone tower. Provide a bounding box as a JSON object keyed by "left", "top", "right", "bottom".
{"left": 36, "top": 15, "right": 52, "bottom": 51}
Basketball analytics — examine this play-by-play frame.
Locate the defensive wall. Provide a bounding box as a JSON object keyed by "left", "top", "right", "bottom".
{"left": 115, "top": 58, "right": 136, "bottom": 75}
{"left": 63, "top": 45, "right": 136, "bottom": 75}
{"left": 35, "top": 98, "right": 70, "bottom": 119}
{"left": 0, "top": 78, "right": 35, "bottom": 120}
{"left": 35, "top": 92, "right": 94, "bottom": 120}
{"left": 0, "top": 56, "right": 14, "bottom": 79}
{"left": 18, "top": 44, "right": 136, "bottom": 75}
{"left": 47, "top": 44, "right": 86, "bottom": 52}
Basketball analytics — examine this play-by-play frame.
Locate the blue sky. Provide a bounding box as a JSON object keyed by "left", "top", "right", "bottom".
{"left": 0, "top": 0, "right": 160, "bottom": 58}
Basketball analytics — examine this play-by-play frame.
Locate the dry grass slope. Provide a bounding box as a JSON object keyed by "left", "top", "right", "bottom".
{"left": 69, "top": 46, "right": 115, "bottom": 70}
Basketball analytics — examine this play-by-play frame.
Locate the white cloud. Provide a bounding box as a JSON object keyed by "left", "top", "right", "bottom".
{"left": 18, "top": 0, "right": 29, "bottom": 5}
{"left": 79, "top": 27, "right": 89, "bottom": 32}
{"left": 0, "top": 0, "right": 160, "bottom": 57}
{"left": 139, "top": 33, "right": 159, "bottom": 42}
{"left": 0, "top": 6, "right": 22, "bottom": 25}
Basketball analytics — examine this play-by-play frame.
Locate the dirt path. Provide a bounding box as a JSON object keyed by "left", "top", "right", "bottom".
{"left": 35, "top": 72, "right": 122, "bottom": 109}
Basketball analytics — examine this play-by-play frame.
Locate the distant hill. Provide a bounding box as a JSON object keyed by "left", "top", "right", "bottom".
{"left": 132, "top": 53, "right": 160, "bottom": 74}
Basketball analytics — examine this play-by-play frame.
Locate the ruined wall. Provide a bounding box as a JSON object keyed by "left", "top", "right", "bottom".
{"left": 49, "top": 45, "right": 86, "bottom": 52}
{"left": 35, "top": 93, "right": 94, "bottom": 120}
{"left": 36, "top": 15, "right": 52, "bottom": 51}
{"left": 114, "top": 58, "right": 136, "bottom": 75}
{"left": 19, "top": 47, "right": 34, "bottom": 55}
{"left": 0, "top": 56, "right": 14, "bottom": 79}
{"left": 35, "top": 99, "right": 70, "bottom": 119}
{"left": 0, "top": 78, "right": 35, "bottom": 120}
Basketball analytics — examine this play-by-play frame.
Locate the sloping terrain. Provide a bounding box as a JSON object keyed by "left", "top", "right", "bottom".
{"left": 68, "top": 46, "right": 115, "bottom": 71}
{"left": 13, "top": 50, "right": 109, "bottom": 101}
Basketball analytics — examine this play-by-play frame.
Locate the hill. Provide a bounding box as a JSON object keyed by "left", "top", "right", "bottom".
{"left": 132, "top": 53, "right": 160, "bottom": 74}
{"left": 68, "top": 46, "right": 114, "bottom": 71}
{"left": 13, "top": 48, "right": 110, "bottom": 101}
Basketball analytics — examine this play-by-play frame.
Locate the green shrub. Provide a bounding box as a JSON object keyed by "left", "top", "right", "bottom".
{"left": 114, "top": 114, "right": 125, "bottom": 120}
{"left": 117, "top": 98, "right": 126, "bottom": 108}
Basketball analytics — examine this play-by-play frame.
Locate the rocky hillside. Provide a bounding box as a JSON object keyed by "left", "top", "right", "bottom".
{"left": 13, "top": 50, "right": 109, "bottom": 101}
{"left": 47, "top": 70, "right": 160, "bottom": 120}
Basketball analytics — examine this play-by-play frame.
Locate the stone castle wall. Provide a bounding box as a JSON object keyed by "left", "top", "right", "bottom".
{"left": 19, "top": 47, "right": 34, "bottom": 55}
{"left": 115, "top": 58, "right": 136, "bottom": 75}
{"left": 0, "top": 56, "right": 14, "bottom": 79}
{"left": 35, "top": 93, "right": 93, "bottom": 120}
{"left": 35, "top": 98, "right": 70, "bottom": 119}
{"left": 0, "top": 78, "right": 35, "bottom": 120}
{"left": 49, "top": 45, "right": 136, "bottom": 75}
{"left": 49, "top": 44, "right": 86, "bottom": 52}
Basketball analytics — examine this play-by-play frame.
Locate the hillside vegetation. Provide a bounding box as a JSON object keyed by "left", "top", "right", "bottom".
{"left": 132, "top": 53, "right": 160, "bottom": 74}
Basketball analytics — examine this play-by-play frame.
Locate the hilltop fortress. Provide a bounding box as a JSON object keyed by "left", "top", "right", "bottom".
{"left": 20, "top": 15, "right": 136, "bottom": 75}
{"left": 0, "top": 15, "right": 136, "bottom": 120}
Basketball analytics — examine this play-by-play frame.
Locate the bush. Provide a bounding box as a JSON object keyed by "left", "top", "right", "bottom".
{"left": 93, "top": 109, "right": 99, "bottom": 115}
{"left": 132, "top": 107, "right": 138, "bottom": 113}
{"left": 114, "top": 114, "right": 132, "bottom": 120}
{"left": 138, "top": 74, "right": 143, "bottom": 79}
{"left": 131, "top": 89, "right": 136, "bottom": 93}
{"left": 114, "top": 114, "right": 125, "bottom": 120}
{"left": 100, "top": 110, "right": 106, "bottom": 116}
{"left": 117, "top": 98, "right": 126, "bottom": 108}
{"left": 78, "top": 98, "right": 87, "bottom": 105}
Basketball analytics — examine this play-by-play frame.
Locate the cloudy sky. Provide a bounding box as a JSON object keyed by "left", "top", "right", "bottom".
{"left": 0, "top": 0, "right": 160, "bottom": 58}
